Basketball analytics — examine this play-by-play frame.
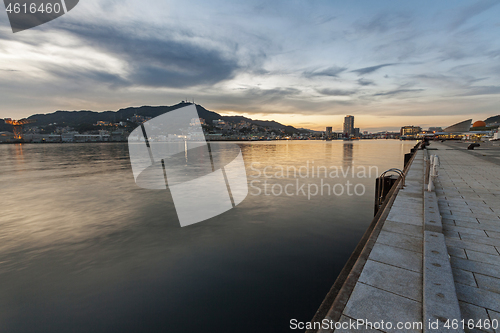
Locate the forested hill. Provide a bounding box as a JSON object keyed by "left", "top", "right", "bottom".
{"left": 0, "top": 102, "right": 299, "bottom": 133}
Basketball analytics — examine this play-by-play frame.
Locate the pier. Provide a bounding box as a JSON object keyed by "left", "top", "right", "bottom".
{"left": 308, "top": 141, "right": 500, "bottom": 332}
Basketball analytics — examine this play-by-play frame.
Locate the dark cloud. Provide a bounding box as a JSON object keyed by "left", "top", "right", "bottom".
{"left": 450, "top": 0, "right": 500, "bottom": 30}
{"left": 304, "top": 66, "right": 347, "bottom": 78}
{"left": 43, "top": 64, "right": 129, "bottom": 88}
{"left": 351, "top": 63, "right": 395, "bottom": 75}
{"left": 373, "top": 89, "right": 424, "bottom": 96}
{"left": 39, "top": 22, "right": 243, "bottom": 88}
{"left": 238, "top": 87, "right": 302, "bottom": 102}
{"left": 316, "top": 88, "right": 357, "bottom": 96}
{"left": 357, "top": 78, "right": 375, "bottom": 86}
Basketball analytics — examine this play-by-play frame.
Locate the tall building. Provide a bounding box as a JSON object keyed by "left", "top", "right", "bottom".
{"left": 325, "top": 126, "right": 333, "bottom": 139}
{"left": 343, "top": 115, "right": 354, "bottom": 137}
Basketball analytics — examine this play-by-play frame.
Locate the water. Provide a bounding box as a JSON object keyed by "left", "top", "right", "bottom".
{"left": 0, "top": 140, "right": 416, "bottom": 333}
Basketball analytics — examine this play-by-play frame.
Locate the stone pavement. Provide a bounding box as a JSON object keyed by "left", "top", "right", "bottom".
{"left": 313, "top": 142, "right": 500, "bottom": 333}
{"left": 319, "top": 151, "right": 426, "bottom": 333}
{"left": 432, "top": 141, "right": 500, "bottom": 333}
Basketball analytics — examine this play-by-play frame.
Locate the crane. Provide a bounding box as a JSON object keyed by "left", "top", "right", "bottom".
{"left": 4, "top": 118, "right": 37, "bottom": 140}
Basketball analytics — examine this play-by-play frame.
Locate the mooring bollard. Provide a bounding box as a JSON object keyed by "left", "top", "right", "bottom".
{"left": 427, "top": 155, "right": 440, "bottom": 192}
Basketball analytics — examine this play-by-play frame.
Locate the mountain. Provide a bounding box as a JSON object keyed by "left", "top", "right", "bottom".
{"left": 0, "top": 102, "right": 299, "bottom": 133}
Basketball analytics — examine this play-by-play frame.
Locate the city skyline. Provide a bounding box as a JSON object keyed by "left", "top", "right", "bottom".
{"left": 1, "top": 0, "right": 500, "bottom": 131}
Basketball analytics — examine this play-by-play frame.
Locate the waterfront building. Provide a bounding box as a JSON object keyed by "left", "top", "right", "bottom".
{"left": 443, "top": 119, "right": 472, "bottom": 132}
{"left": 343, "top": 115, "right": 354, "bottom": 137}
{"left": 428, "top": 127, "right": 443, "bottom": 133}
{"left": 400, "top": 126, "right": 421, "bottom": 136}
{"left": 0, "top": 131, "right": 14, "bottom": 142}
{"left": 473, "top": 120, "right": 486, "bottom": 128}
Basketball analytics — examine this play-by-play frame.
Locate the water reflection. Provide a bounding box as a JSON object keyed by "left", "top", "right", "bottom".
{"left": 0, "top": 140, "right": 415, "bottom": 333}
{"left": 342, "top": 142, "right": 353, "bottom": 167}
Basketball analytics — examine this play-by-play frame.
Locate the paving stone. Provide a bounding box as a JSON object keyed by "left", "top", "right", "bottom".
{"left": 451, "top": 268, "right": 477, "bottom": 287}
{"left": 386, "top": 212, "right": 423, "bottom": 226}
{"left": 448, "top": 247, "right": 468, "bottom": 259}
{"left": 369, "top": 243, "right": 423, "bottom": 273}
{"left": 477, "top": 217, "right": 500, "bottom": 225}
{"left": 460, "top": 233, "right": 500, "bottom": 248}
{"left": 376, "top": 230, "right": 423, "bottom": 253}
{"left": 454, "top": 221, "right": 500, "bottom": 234}
{"left": 485, "top": 230, "right": 500, "bottom": 240}
{"left": 455, "top": 283, "right": 500, "bottom": 312}
{"left": 445, "top": 238, "right": 499, "bottom": 255}
{"left": 486, "top": 310, "right": 500, "bottom": 333}
{"left": 474, "top": 273, "right": 500, "bottom": 294}
{"left": 442, "top": 214, "right": 481, "bottom": 223}
{"left": 459, "top": 301, "right": 495, "bottom": 333}
{"left": 469, "top": 209, "right": 500, "bottom": 218}
{"left": 446, "top": 206, "right": 474, "bottom": 214}
{"left": 451, "top": 257, "right": 500, "bottom": 279}
{"left": 343, "top": 283, "right": 422, "bottom": 333}
{"left": 442, "top": 218, "right": 456, "bottom": 226}
{"left": 443, "top": 229, "right": 461, "bottom": 238}
{"left": 358, "top": 259, "right": 422, "bottom": 302}
{"left": 391, "top": 200, "right": 422, "bottom": 210}
{"left": 465, "top": 250, "right": 500, "bottom": 266}
{"left": 443, "top": 225, "right": 488, "bottom": 237}
{"left": 382, "top": 220, "right": 422, "bottom": 238}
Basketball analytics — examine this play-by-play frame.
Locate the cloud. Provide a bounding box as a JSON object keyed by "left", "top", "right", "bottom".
{"left": 237, "top": 87, "right": 302, "bottom": 101}
{"left": 34, "top": 22, "right": 244, "bottom": 89}
{"left": 303, "top": 66, "right": 347, "bottom": 78}
{"left": 450, "top": 0, "right": 500, "bottom": 30}
{"left": 457, "top": 85, "right": 500, "bottom": 96}
{"left": 316, "top": 88, "right": 357, "bottom": 96}
{"left": 43, "top": 64, "right": 130, "bottom": 88}
{"left": 373, "top": 89, "right": 424, "bottom": 96}
{"left": 313, "top": 15, "right": 336, "bottom": 25}
{"left": 357, "top": 78, "right": 375, "bottom": 86}
{"left": 351, "top": 63, "right": 395, "bottom": 75}
{"left": 355, "top": 12, "right": 413, "bottom": 34}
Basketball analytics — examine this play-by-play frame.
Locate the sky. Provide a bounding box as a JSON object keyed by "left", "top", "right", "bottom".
{"left": 1, "top": 0, "right": 500, "bottom": 132}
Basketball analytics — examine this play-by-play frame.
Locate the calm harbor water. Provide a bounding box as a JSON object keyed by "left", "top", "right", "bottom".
{"left": 0, "top": 140, "right": 416, "bottom": 333}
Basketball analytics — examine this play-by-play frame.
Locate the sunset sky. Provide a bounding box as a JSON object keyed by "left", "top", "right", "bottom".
{"left": 1, "top": 0, "right": 500, "bottom": 131}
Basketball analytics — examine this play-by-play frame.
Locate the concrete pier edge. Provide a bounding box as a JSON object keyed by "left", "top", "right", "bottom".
{"left": 306, "top": 143, "right": 422, "bottom": 332}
